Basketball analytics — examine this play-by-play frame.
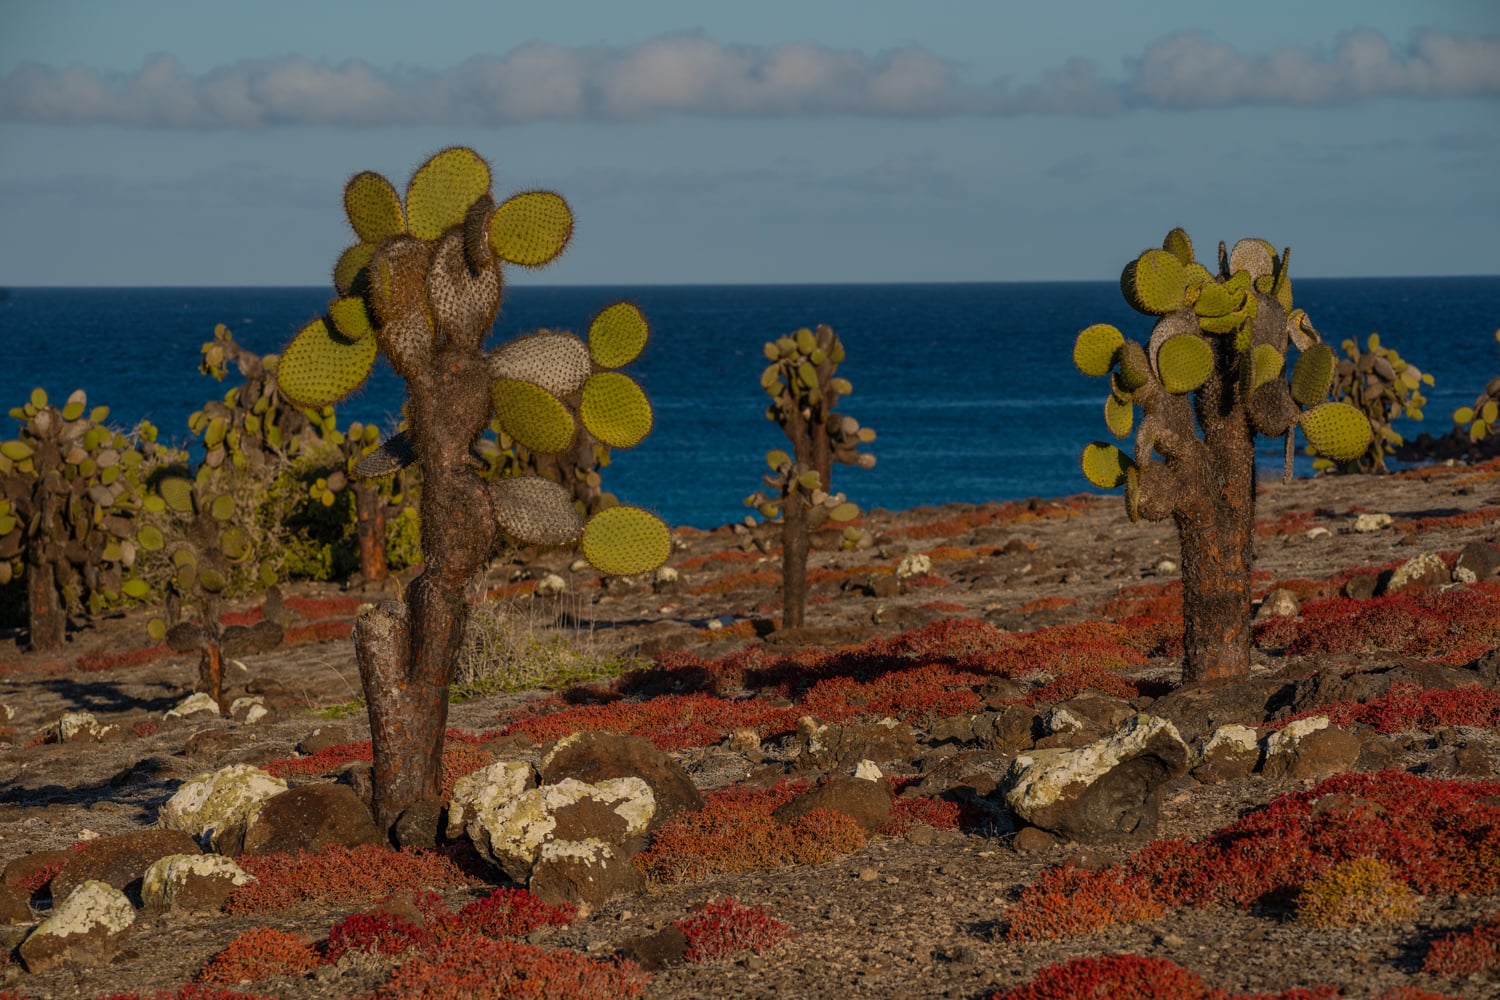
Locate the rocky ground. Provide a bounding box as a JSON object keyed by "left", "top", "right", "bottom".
{"left": 0, "top": 461, "right": 1498, "bottom": 999}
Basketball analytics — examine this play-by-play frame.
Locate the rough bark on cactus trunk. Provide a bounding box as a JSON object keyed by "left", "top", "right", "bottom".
{"left": 782, "top": 486, "right": 809, "bottom": 628}
{"left": 26, "top": 554, "right": 64, "bottom": 651}
{"left": 353, "top": 482, "right": 388, "bottom": 584}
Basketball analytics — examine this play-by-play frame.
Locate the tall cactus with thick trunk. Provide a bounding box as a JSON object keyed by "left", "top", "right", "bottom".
{"left": 748, "top": 325, "right": 874, "bottom": 628}
{"left": 277, "top": 148, "right": 669, "bottom": 842}
{"left": 1077, "top": 229, "right": 1371, "bottom": 683}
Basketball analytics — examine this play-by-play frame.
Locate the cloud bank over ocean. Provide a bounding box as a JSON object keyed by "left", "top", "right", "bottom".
{"left": 4, "top": 29, "right": 1496, "bottom": 129}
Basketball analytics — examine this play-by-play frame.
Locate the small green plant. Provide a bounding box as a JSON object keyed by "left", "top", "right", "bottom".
{"left": 1312, "top": 332, "right": 1433, "bottom": 473}
{"left": 277, "top": 147, "right": 670, "bottom": 840}
{"left": 453, "top": 597, "right": 640, "bottom": 699}
{"left": 1075, "top": 229, "right": 1371, "bottom": 682}
{"left": 747, "top": 324, "right": 874, "bottom": 628}
{"left": 0, "top": 389, "right": 168, "bottom": 649}
{"left": 1453, "top": 329, "right": 1500, "bottom": 443}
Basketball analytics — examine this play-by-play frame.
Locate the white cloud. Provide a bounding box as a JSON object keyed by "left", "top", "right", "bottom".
{"left": 0, "top": 29, "right": 1494, "bottom": 129}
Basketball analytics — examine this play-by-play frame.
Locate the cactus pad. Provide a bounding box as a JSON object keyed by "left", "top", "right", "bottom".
{"left": 1156, "top": 333, "right": 1214, "bottom": 394}
{"left": 343, "top": 172, "right": 405, "bottom": 244}
{"left": 278, "top": 318, "right": 379, "bottom": 408}
{"left": 1073, "top": 324, "right": 1124, "bottom": 377}
{"left": 1290, "top": 342, "right": 1336, "bottom": 407}
{"left": 580, "top": 505, "right": 671, "bottom": 577}
{"left": 425, "top": 230, "right": 501, "bottom": 345}
{"left": 1116, "top": 341, "right": 1152, "bottom": 392}
{"left": 1228, "top": 238, "right": 1275, "bottom": 279}
{"left": 588, "top": 302, "right": 650, "bottom": 369}
{"left": 333, "top": 243, "right": 377, "bottom": 297}
{"left": 159, "top": 477, "right": 195, "bottom": 514}
{"left": 489, "top": 190, "right": 573, "bottom": 267}
{"left": 1300, "top": 402, "right": 1373, "bottom": 462}
{"left": 490, "top": 477, "right": 585, "bottom": 547}
{"left": 1104, "top": 394, "right": 1134, "bottom": 438}
{"left": 492, "top": 377, "right": 575, "bottom": 454}
{"left": 328, "top": 296, "right": 375, "bottom": 341}
{"left": 1121, "top": 249, "right": 1188, "bottom": 315}
{"left": 580, "top": 372, "right": 653, "bottom": 449}
{"left": 405, "top": 147, "right": 491, "bottom": 241}
{"left": 1162, "top": 228, "right": 1194, "bottom": 266}
{"left": 1250, "top": 343, "right": 1285, "bottom": 394}
{"left": 1081, "top": 442, "right": 1132, "bottom": 489}
{"left": 489, "top": 332, "right": 592, "bottom": 398}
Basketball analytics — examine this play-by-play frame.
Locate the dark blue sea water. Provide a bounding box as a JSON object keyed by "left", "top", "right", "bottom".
{"left": 1, "top": 279, "right": 1496, "bottom": 529}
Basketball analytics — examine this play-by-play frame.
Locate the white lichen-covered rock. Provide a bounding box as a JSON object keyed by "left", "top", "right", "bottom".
{"left": 853, "top": 759, "right": 883, "bottom": 781}
{"left": 56, "top": 710, "right": 117, "bottom": 743}
{"left": 1353, "top": 512, "right": 1392, "bottom": 533}
{"left": 534, "top": 573, "right": 567, "bottom": 597}
{"left": 228, "top": 696, "right": 269, "bottom": 725}
{"left": 141, "top": 854, "right": 253, "bottom": 913}
{"left": 158, "top": 763, "right": 287, "bottom": 851}
{"left": 1192, "top": 724, "right": 1262, "bottom": 783}
{"left": 18, "top": 880, "right": 134, "bottom": 973}
{"left": 1263, "top": 716, "right": 1330, "bottom": 760}
{"left": 446, "top": 759, "right": 536, "bottom": 841}
{"left": 1261, "top": 715, "right": 1362, "bottom": 781}
{"left": 1384, "top": 551, "right": 1450, "bottom": 593}
{"left": 1004, "top": 714, "right": 1189, "bottom": 841}
{"left": 165, "top": 692, "right": 221, "bottom": 720}
{"left": 465, "top": 776, "right": 655, "bottom": 882}
{"left": 1044, "top": 706, "right": 1085, "bottom": 735}
{"left": 896, "top": 553, "right": 933, "bottom": 580}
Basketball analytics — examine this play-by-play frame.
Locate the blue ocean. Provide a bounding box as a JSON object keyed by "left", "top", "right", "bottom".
{"left": 1, "top": 279, "right": 1496, "bottom": 529}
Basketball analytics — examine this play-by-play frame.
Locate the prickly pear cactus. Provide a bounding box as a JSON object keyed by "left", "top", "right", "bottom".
{"left": 0, "top": 389, "right": 167, "bottom": 650}
{"left": 304, "top": 418, "right": 417, "bottom": 585}
{"left": 1311, "top": 332, "right": 1433, "bottom": 473}
{"left": 141, "top": 469, "right": 282, "bottom": 710}
{"left": 277, "top": 147, "right": 669, "bottom": 839}
{"left": 1453, "top": 330, "right": 1500, "bottom": 446}
{"left": 1075, "top": 230, "right": 1372, "bottom": 682}
{"left": 190, "top": 323, "right": 328, "bottom": 472}
{"left": 747, "top": 324, "right": 874, "bottom": 628}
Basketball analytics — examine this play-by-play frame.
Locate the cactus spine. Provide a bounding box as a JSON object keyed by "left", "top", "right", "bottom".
{"left": 749, "top": 325, "right": 873, "bottom": 628}
{"left": 1076, "top": 230, "right": 1371, "bottom": 682}
{"left": 278, "top": 148, "right": 668, "bottom": 841}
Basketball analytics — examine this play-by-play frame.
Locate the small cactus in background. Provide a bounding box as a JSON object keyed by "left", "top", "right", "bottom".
{"left": 1076, "top": 229, "right": 1371, "bottom": 682}
{"left": 191, "top": 323, "right": 329, "bottom": 471}
{"left": 277, "top": 147, "right": 669, "bottom": 840}
{"left": 1312, "top": 332, "right": 1433, "bottom": 473}
{"left": 143, "top": 470, "right": 282, "bottom": 710}
{"left": 305, "top": 419, "right": 417, "bottom": 586}
{"left": 1453, "top": 330, "right": 1500, "bottom": 444}
{"left": 0, "top": 389, "right": 168, "bottom": 650}
{"left": 747, "top": 324, "right": 874, "bottom": 628}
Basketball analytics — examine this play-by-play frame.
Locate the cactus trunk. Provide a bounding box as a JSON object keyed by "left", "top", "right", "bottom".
{"left": 26, "top": 553, "right": 64, "bottom": 651}
{"left": 781, "top": 484, "right": 809, "bottom": 628}
{"left": 1174, "top": 495, "right": 1254, "bottom": 682}
{"left": 354, "top": 481, "right": 389, "bottom": 584}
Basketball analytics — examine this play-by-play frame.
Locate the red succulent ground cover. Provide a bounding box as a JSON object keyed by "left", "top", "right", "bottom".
{"left": 196, "top": 927, "right": 319, "bottom": 984}
{"left": 224, "top": 845, "right": 485, "bottom": 914}
{"left": 95, "top": 988, "right": 279, "bottom": 1000}
{"left": 262, "top": 738, "right": 493, "bottom": 799}
{"left": 673, "top": 897, "right": 792, "bottom": 962}
{"left": 989, "top": 954, "right": 1463, "bottom": 1000}
{"left": 1422, "top": 911, "right": 1500, "bottom": 978}
{"left": 363, "top": 934, "right": 648, "bottom": 1000}
{"left": 1252, "top": 583, "right": 1500, "bottom": 664}
{"left": 1277, "top": 680, "right": 1500, "bottom": 733}
{"left": 635, "top": 783, "right": 867, "bottom": 884}
{"left": 1007, "top": 771, "right": 1500, "bottom": 941}
{"left": 886, "top": 495, "right": 1092, "bottom": 540}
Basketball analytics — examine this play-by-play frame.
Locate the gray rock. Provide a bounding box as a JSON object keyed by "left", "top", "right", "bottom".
{"left": 158, "top": 763, "right": 288, "bottom": 852}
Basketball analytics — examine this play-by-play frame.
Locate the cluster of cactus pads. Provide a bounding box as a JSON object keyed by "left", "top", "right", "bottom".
{"left": 0, "top": 389, "right": 168, "bottom": 650}
{"left": 192, "top": 323, "right": 329, "bottom": 471}
{"left": 1453, "top": 331, "right": 1500, "bottom": 443}
{"left": 276, "top": 146, "right": 669, "bottom": 838}
{"left": 1076, "top": 230, "right": 1372, "bottom": 682}
{"left": 1313, "top": 332, "right": 1433, "bottom": 473}
{"left": 748, "top": 324, "right": 874, "bottom": 627}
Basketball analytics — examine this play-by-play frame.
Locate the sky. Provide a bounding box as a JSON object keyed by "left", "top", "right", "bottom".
{"left": 1, "top": 1, "right": 1497, "bottom": 285}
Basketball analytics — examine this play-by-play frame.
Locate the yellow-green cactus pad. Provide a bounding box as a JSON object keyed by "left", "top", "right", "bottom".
{"left": 1124, "top": 464, "right": 1142, "bottom": 523}
{"left": 158, "top": 477, "right": 194, "bottom": 514}
{"left": 343, "top": 171, "right": 405, "bottom": 244}
{"left": 1197, "top": 293, "right": 1253, "bottom": 335}
{"left": 278, "top": 318, "right": 378, "bottom": 408}
{"left": 1192, "top": 281, "right": 1240, "bottom": 319}
{"left": 581, "top": 505, "right": 671, "bottom": 577}
{"left": 1250, "top": 343, "right": 1285, "bottom": 394}
{"left": 1301, "top": 402, "right": 1372, "bottom": 462}
{"left": 137, "top": 524, "right": 165, "bottom": 552}
{"left": 333, "top": 243, "right": 377, "bottom": 298}
{"left": 492, "top": 377, "right": 576, "bottom": 454}
{"left": 1073, "top": 323, "right": 1124, "bottom": 377}
{"left": 1104, "top": 393, "right": 1134, "bottom": 438}
{"left": 828, "top": 502, "right": 860, "bottom": 522}
{"left": 489, "top": 476, "right": 585, "bottom": 547}
{"left": 406, "top": 147, "right": 491, "bottom": 241}
{"left": 328, "top": 296, "right": 375, "bottom": 341}
{"left": 580, "top": 372, "right": 653, "bottom": 449}
{"left": 588, "top": 302, "right": 650, "bottom": 369}
{"left": 489, "top": 190, "right": 573, "bottom": 268}
{"left": 1229, "top": 238, "right": 1276, "bottom": 280}
{"left": 1116, "top": 341, "right": 1152, "bottom": 392}
{"left": 1454, "top": 405, "right": 1475, "bottom": 424}
{"left": 1290, "top": 342, "right": 1336, "bottom": 407}
{"left": 220, "top": 527, "right": 248, "bottom": 560}
{"left": 1121, "top": 249, "right": 1188, "bottom": 315}
{"left": 489, "top": 332, "right": 592, "bottom": 398}
{"left": 1162, "top": 228, "right": 1194, "bottom": 266}
{"left": 1156, "top": 333, "right": 1214, "bottom": 394}
{"left": 1081, "top": 441, "right": 1132, "bottom": 489}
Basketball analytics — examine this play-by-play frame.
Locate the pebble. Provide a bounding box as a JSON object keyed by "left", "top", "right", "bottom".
{"left": 858, "top": 868, "right": 878, "bottom": 881}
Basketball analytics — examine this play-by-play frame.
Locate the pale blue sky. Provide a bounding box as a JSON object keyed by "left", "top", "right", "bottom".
{"left": 2, "top": 1, "right": 1497, "bottom": 285}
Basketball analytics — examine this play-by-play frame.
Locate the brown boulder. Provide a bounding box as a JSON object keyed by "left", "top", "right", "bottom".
{"left": 239, "top": 783, "right": 384, "bottom": 856}
{"left": 1262, "top": 722, "right": 1363, "bottom": 781}
{"left": 772, "top": 774, "right": 893, "bottom": 834}
{"left": 50, "top": 828, "right": 201, "bottom": 903}
{"left": 2, "top": 849, "right": 71, "bottom": 900}
{"left": 540, "top": 732, "right": 702, "bottom": 826}
{"left": 0, "top": 882, "right": 30, "bottom": 923}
